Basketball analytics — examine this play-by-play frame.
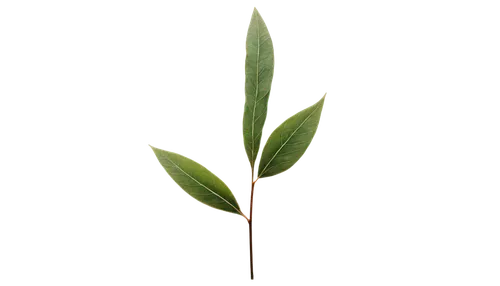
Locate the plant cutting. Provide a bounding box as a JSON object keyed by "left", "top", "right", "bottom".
{"left": 150, "top": 8, "right": 325, "bottom": 280}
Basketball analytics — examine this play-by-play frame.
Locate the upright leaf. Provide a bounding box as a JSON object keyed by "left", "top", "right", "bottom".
{"left": 258, "top": 95, "right": 326, "bottom": 178}
{"left": 243, "top": 8, "right": 274, "bottom": 168}
{"left": 150, "top": 146, "right": 243, "bottom": 215}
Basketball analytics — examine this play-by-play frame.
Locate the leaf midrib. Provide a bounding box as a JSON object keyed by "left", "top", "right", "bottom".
{"left": 164, "top": 155, "right": 242, "bottom": 215}
{"left": 250, "top": 14, "right": 261, "bottom": 166}
{"left": 258, "top": 103, "right": 321, "bottom": 177}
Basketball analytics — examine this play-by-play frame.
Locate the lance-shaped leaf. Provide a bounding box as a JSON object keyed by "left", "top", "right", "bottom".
{"left": 243, "top": 8, "right": 274, "bottom": 168}
{"left": 258, "top": 95, "right": 326, "bottom": 178}
{"left": 150, "top": 146, "right": 243, "bottom": 216}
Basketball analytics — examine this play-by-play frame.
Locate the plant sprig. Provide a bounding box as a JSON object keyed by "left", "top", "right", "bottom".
{"left": 149, "top": 6, "right": 328, "bottom": 281}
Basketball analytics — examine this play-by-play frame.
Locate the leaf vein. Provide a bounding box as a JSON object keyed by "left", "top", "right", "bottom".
{"left": 163, "top": 155, "right": 242, "bottom": 215}
{"left": 250, "top": 14, "right": 261, "bottom": 165}
{"left": 259, "top": 104, "right": 321, "bottom": 177}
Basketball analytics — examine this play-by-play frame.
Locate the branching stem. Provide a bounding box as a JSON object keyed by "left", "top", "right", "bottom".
{"left": 248, "top": 168, "right": 258, "bottom": 279}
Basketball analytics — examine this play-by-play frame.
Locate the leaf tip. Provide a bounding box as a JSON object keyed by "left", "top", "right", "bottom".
{"left": 321, "top": 91, "right": 329, "bottom": 98}
{"left": 148, "top": 142, "right": 155, "bottom": 152}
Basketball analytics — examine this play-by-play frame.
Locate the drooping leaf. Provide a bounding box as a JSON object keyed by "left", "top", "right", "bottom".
{"left": 243, "top": 8, "right": 274, "bottom": 168}
{"left": 150, "top": 146, "right": 243, "bottom": 215}
{"left": 257, "top": 95, "right": 326, "bottom": 178}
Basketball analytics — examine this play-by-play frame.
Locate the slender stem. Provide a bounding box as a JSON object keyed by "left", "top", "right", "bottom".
{"left": 247, "top": 168, "right": 257, "bottom": 282}
{"left": 241, "top": 211, "right": 248, "bottom": 223}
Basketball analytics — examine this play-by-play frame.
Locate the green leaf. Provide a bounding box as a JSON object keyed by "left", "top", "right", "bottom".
{"left": 150, "top": 146, "right": 243, "bottom": 216}
{"left": 243, "top": 8, "right": 274, "bottom": 168}
{"left": 257, "top": 95, "right": 326, "bottom": 178}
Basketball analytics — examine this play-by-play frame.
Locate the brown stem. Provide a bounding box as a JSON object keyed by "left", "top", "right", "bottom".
{"left": 241, "top": 211, "right": 248, "bottom": 223}
{"left": 247, "top": 168, "right": 258, "bottom": 282}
